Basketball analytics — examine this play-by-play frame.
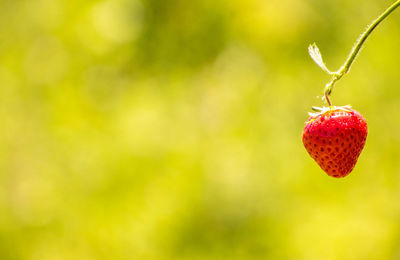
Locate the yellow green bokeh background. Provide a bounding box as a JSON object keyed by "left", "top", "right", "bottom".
{"left": 1, "top": 0, "right": 400, "bottom": 259}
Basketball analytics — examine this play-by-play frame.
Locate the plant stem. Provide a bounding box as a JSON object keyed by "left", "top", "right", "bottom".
{"left": 324, "top": 0, "right": 400, "bottom": 106}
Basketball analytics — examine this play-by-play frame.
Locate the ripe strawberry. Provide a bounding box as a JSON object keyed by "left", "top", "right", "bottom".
{"left": 302, "top": 106, "right": 368, "bottom": 178}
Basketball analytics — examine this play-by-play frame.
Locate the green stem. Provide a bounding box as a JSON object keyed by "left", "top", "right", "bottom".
{"left": 324, "top": 0, "right": 400, "bottom": 106}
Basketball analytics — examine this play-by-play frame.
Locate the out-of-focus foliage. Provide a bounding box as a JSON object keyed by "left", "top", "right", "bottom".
{"left": 1, "top": 0, "right": 400, "bottom": 259}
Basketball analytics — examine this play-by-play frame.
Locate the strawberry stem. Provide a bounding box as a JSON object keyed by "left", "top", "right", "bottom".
{"left": 321, "top": 0, "right": 400, "bottom": 105}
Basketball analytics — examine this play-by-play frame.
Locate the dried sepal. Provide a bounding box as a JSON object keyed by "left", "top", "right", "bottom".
{"left": 308, "top": 43, "right": 333, "bottom": 75}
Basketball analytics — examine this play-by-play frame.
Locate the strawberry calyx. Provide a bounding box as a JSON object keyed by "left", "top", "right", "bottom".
{"left": 306, "top": 105, "right": 352, "bottom": 123}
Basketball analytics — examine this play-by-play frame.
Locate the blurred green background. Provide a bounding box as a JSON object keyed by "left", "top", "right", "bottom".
{"left": 1, "top": 0, "right": 400, "bottom": 259}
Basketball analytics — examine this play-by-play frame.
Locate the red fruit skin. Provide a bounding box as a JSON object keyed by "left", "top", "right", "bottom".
{"left": 302, "top": 108, "right": 368, "bottom": 178}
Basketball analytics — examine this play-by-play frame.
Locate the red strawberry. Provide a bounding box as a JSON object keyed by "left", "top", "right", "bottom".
{"left": 302, "top": 106, "right": 368, "bottom": 178}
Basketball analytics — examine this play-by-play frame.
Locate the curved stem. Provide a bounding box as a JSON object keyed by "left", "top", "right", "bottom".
{"left": 324, "top": 0, "right": 400, "bottom": 105}
{"left": 342, "top": 0, "right": 400, "bottom": 74}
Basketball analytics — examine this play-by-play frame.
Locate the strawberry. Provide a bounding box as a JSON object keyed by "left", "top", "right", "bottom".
{"left": 302, "top": 106, "right": 368, "bottom": 178}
